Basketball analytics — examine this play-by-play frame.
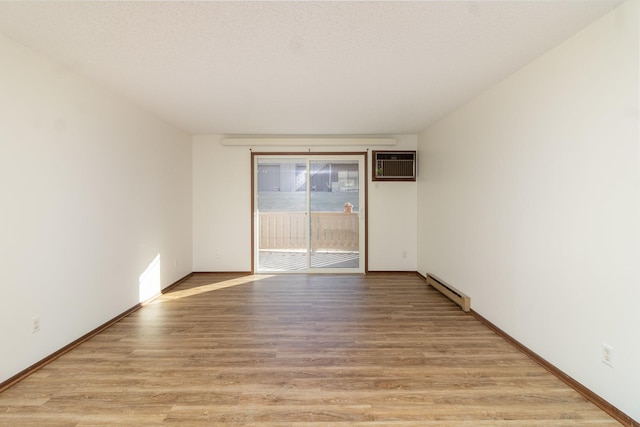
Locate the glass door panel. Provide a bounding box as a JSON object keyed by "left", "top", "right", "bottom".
{"left": 309, "top": 160, "right": 361, "bottom": 270}
{"left": 256, "top": 158, "right": 308, "bottom": 272}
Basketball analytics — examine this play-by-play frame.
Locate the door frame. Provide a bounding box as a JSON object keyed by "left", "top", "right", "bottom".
{"left": 251, "top": 151, "right": 368, "bottom": 274}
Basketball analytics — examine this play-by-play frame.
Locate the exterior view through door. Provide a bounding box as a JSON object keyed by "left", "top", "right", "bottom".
{"left": 253, "top": 154, "right": 365, "bottom": 273}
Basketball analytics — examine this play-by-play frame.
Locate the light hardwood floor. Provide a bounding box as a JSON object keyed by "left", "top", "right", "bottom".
{"left": 0, "top": 273, "right": 621, "bottom": 426}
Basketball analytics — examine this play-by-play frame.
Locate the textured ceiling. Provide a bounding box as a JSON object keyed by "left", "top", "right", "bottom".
{"left": 0, "top": 1, "right": 622, "bottom": 135}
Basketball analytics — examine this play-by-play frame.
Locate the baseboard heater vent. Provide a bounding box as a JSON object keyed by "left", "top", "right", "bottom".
{"left": 426, "top": 274, "right": 471, "bottom": 312}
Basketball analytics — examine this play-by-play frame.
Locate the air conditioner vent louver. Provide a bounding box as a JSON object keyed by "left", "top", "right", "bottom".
{"left": 372, "top": 151, "right": 416, "bottom": 181}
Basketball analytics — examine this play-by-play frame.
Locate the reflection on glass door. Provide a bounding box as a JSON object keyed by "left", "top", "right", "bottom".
{"left": 255, "top": 155, "right": 364, "bottom": 273}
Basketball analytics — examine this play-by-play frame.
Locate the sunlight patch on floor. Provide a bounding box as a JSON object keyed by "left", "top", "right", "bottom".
{"left": 150, "top": 274, "right": 274, "bottom": 303}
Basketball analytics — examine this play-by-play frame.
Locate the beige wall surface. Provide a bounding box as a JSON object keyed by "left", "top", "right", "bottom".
{"left": 418, "top": 0, "right": 640, "bottom": 420}
{"left": 0, "top": 33, "right": 193, "bottom": 384}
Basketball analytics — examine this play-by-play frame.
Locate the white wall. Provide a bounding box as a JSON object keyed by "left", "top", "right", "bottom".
{"left": 192, "top": 135, "right": 251, "bottom": 271}
{"left": 0, "top": 34, "right": 192, "bottom": 383}
{"left": 193, "top": 135, "right": 417, "bottom": 272}
{"left": 418, "top": 0, "right": 639, "bottom": 420}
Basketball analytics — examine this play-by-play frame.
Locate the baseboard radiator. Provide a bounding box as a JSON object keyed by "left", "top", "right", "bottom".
{"left": 426, "top": 274, "right": 471, "bottom": 312}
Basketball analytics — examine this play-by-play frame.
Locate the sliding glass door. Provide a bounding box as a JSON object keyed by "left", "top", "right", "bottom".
{"left": 254, "top": 154, "right": 365, "bottom": 273}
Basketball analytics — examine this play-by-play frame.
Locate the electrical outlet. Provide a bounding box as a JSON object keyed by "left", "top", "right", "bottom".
{"left": 215, "top": 251, "right": 222, "bottom": 259}
{"left": 32, "top": 316, "right": 40, "bottom": 333}
{"left": 602, "top": 343, "right": 614, "bottom": 367}
{"left": 402, "top": 251, "right": 407, "bottom": 259}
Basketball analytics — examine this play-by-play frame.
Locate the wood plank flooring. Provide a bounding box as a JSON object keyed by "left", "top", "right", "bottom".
{"left": 0, "top": 273, "right": 621, "bottom": 426}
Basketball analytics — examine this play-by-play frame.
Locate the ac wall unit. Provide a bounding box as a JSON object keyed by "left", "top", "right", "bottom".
{"left": 372, "top": 151, "right": 416, "bottom": 181}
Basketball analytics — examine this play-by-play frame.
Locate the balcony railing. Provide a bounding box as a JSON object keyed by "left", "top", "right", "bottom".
{"left": 258, "top": 212, "right": 359, "bottom": 252}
